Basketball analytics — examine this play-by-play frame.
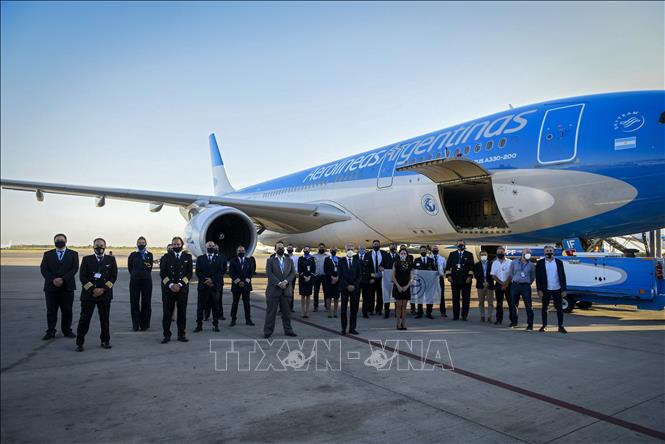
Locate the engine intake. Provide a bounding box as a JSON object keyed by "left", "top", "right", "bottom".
{"left": 184, "top": 206, "right": 257, "bottom": 258}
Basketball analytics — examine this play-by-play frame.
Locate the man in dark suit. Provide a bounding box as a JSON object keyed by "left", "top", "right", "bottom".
{"left": 127, "top": 236, "right": 154, "bottom": 331}
{"left": 473, "top": 251, "right": 495, "bottom": 323}
{"left": 536, "top": 245, "right": 568, "bottom": 333}
{"left": 382, "top": 243, "right": 399, "bottom": 318}
{"left": 444, "top": 240, "right": 475, "bottom": 321}
{"left": 264, "top": 241, "right": 297, "bottom": 338}
{"left": 75, "top": 238, "right": 118, "bottom": 351}
{"left": 357, "top": 245, "right": 372, "bottom": 319}
{"left": 414, "top": 245, "right": 437, "bottom": 318}
{"left": 365, "top": 240, "right": 387, "bottom": 317}
{"left": 339, "top": 243, "right": 361, "bottom": 335}
{"left": 160, "top": 236, "right": 193, "bottom": 343}
{"left": 194, "top": 241, "right": 226, "bottom": 332}
{"left": 40, "top": 233, "right": 79, "bottom": 340}
{"left": 229, "top": 245, "right": 256, "bottom": 326}
{"left": 323, "top": 248, "right": 341, "bottom": 318}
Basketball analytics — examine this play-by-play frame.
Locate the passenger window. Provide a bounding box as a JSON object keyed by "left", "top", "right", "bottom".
{"left": 464, "top": 146, "right": 470, "bottom": 155}
{"left": 499, "top": 138, "right": 506, "bottom": 148}
{"left": 486, "top": 141, "right": 493, "bottom": 151}
{"left": 474, "top": 143, "right": 482, "bottom": 153}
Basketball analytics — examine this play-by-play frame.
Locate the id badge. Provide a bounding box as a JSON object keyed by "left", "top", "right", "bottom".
{"left": 307, "top": 266, "right": 311, "bottom": 272}
{"left": 334, "top": 265, "right": 338, "bottom": 272}
{"left": 520, "top": 272, "right": 525, "bottom": 278}
{"left": 94, "top": 272, "right": 102, "bottom": 279}
{"left": 457, "top": 264, "right": 461, "bottom": 269}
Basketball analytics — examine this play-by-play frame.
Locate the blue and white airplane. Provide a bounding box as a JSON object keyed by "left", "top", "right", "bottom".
{"left": 2, "top": 91, "right": 664, "bottom": 257}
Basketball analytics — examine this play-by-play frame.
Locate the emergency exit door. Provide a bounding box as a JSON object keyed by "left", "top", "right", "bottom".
{"left": 377, "top": 145, "right": 404, "bottom": 188}
{"left": 537, "top": 103, "right": 585, "bottom": 164}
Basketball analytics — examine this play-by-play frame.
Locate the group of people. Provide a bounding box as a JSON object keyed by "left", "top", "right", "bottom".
{"left": 39, "top": 233, "right": 569, "bottom": 351}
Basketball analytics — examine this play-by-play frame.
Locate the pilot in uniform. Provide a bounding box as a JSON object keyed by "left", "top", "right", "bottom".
{"left": 413, "top": 245, "right": 437, "bottom": 318}
{"left": 444, "top": 240, "right": 475, "bottom": 320}
{"left": 127, "top": 236, "right": 153, "bottom": 331}
{"left": 160, "top": 237, "right": 193, "bottom": 343}
{"left": 75, "top": 238, "right": 118, "bottom": 351}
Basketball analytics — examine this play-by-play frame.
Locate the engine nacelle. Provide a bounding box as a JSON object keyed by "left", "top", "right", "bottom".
{"left": 184, "top": 206, "right": 257, "bottom": 258}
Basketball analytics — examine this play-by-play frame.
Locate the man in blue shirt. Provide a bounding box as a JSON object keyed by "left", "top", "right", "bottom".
{"left": 506, "top": 248, "right": 536, "bottom": 330}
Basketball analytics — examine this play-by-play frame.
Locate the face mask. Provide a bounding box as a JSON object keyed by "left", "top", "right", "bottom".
{"left": 480, "top": 255, "right": 488, "bottom": 262}
{"left": 373, "top": 246, "right": 380, "bottom": 251}
{"left": 172, "top": 246, "right": 183, "bottom": 253}
{"left": 94, "top": 247, "right": 105, "bottom": 255}
{"left": 545, "top": 253, "right": 553, "bottom": 258}
{"left": 400, "top": 253, "right": 407, "bottom": 260}
{"left": 390, "top": 247, "right": 397, "bottom": 253}
{"left": 304, "top": 250, "right": 310, "bottom": 256}
{"left": 276, "top": 248, "right": 284, "bottom": 256}
{"left": 457, "top": 245, "right": 465, "bottom": 250}
{"left": 287, "top": 249, "right": 294, "bottom": 255}
{"left": 346, "top": 250, "right": 354, "bottom": 258}
{"left": 318, "top": 248, "right": 324, "bottom": 254}
{"left": 524, "top": 253, "right": 532, "bottom": 260}
{"left": 421, "top": 252, "right": 427, "bottom": 257}
{"left": 432, "top": 250, "right": 439, "bottom": 255}
{"left": 359, "top": 249, "right": 366, "bottom": 255}
{"left": 207, "top": 247, "right": 216, "bottom": 254}
{"left": 55, "top": 240, "right": 66, "bottom": 249}
{"left": 331, "top": 250, "right": 337, "bottom": 256}
{"left": 497, "top": 253, "right": 505, "bottom": 259}
{"left": 137, "top": 244, "right": 146, "bottom": 251}
{"left": 237, "top": 252, "right": 245, "bottom": 258}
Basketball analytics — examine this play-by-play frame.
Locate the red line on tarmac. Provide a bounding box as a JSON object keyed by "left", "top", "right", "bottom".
{"left": 251, "top": 303, "right": 665, "bottom": 441}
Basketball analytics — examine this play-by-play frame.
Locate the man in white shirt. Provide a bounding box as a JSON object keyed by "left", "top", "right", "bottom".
{"left": 431, "top": 246, "right": 447, "bottom": 317}
{"left": 536, "top": 246, "right": 568, "bottom": 333}
{"left": 490, "top": 246, "right": 512, "bottom": 325}
{"left": 312, "top": 243, "right": 329, "bottom": 311}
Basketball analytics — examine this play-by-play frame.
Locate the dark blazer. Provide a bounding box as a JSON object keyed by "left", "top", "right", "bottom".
{"left": 80, "top": 254, "right": 118, "bottom": 301}
{"left": 473, "top": 261, "right": 495, "bottom": 290}
{"left": 339, "top": 256, "right": 361, "bottom": 291}
{"left": 535, "top": 258, "right": 568, "bottom": 292}
{"left": 355, "top": 253, "right": 371, "bottom": 283}
{"left": 384, "top": 252, "right": 399, "bottom": 270}
{"left": 445, "top": 250, "right": 475, "bottom": 285}
{"left": 160, "top": 251, "right": 194, "bottom": 293}
{"left": 414, "top": 256, "right": 436, "bottom": 271}
{"left": 323, "top": 256, "right": 340, "bottom": 280}
{"left": 366, "top": 250, "right": 389, "bottom": 279}
{"left": 298, "top": 255, "right": 316, "bottom": 278}
{"left": 127, "top": 250, "right": 154, "bottom": 280}
{"left": 229, "top": 256, "right": 256, "bottom": 292}
{"left": 40, "top": 248, "right": 79, "bottom": 291}
{"left": 196, "top": 253, "right": 226, "bottom": 291}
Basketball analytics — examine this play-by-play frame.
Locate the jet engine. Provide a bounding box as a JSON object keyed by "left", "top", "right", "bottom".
{"left": 184, "top": 206, "right": 257, "bottom": 258}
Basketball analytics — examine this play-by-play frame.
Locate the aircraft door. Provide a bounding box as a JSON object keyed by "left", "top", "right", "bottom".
{"left": 537, "top": 104, "right": 584, "bottom": 164}
{"left": 377, "top": 145, "right": 404, "bottom": 188}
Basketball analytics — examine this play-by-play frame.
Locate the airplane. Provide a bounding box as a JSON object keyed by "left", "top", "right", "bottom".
{"left": 1, "top": 90, "right": 664, "bottom": 258}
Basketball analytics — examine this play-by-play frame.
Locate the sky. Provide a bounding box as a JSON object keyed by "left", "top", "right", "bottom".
{"left": 1, "top": 1, "right": 663, "bottom": 246}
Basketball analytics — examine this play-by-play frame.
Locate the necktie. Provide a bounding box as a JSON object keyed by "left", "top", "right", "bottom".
{"left": 208, "top": 255, "right": 212, "bottom": 262}
{"left": 279, "top": 258, "right": 283, "bottom": 272}
{"left": 57, "top": 250, "right": 64, "bottom": 262}
{"left": 374, "top": 252, "right": 378, "bottom": 272}
{"left": 176, "top": 253, "right": 180, "bottom": 260}
{"left": 348, "top": 259, "right": 351, "bottom": 268}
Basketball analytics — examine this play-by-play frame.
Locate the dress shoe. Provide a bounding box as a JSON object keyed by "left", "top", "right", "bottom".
{"left": 340, "top": 330, "right": 346, "bottom": 335}
{"left": 264, "top": 334, "right": 271, "bottom": 339}
{"left": 313, "top": 307, "right": 318, "bottom": 312}
{"left": 285, "top": 332, "right": 297, "bottom": 337}
{"left": 539, "top": 326, "right": 546, "bottom": 332}
{"left": 558, "top": 326, "right": 568, "bottom": 334}
{"left": 494, "top": 320, "right": 501, "bottom": 325}
{"left": 213, "top": 325, "right": 220, "bottom": 332}
{"left": 363, "top": 314, "right": 369, "bottom": 319}
{"left": 452, "top": 317, "right": 459, "bottom": 321}
{"left": 327, "top": 315, "right": 332, "bottom": 318}
{"left": 383, "top": 312, "right": 389, "bottom": 319}
{"left": 177, "top": 336, "right": 189, "bottom": 342}
{"left": 42, "top": 333, "right": 55, "bottom": 340}
{"left": 349, "top": 330, "right": 359, "bottom": 335}
{"left": 161, "top": 337, "right": 170, "bottom": 344}
{"left": 229, "top": 320, "right": 237, "bottom": 327}
{"left": 193, "top": 325, "right": 203, "bottom": 333}
{"left": 526, "top": 325, "right": 533, "bottom": 331}
{"left": 441, "top": 313, "right": 448, "bottom": 318}
{"left": 63, "top": 332, "right": 76, "bottom": 338}
{"left": 401, "top": 326, "right": 408, "bottom": 330}
{"left": 487, "top": 318, "right": 493, "bottom": 324}
{"left": 246, "top": 320, "right": 255, "bottom": 326}
{"left": 426, "top": 314, "right": 434, "bottom": 319}
{"left": 221, "top": 316, "right": 226, "bottom": 321}
{"left": 303, "top": 315, "right": 309, "bottom": 319}
{"left": 509, "top": 323, "right": 518, "bottom": 328}
{"left": 101, "top": 342, "right": 112, "bottom": 349}
{"left": 480, "top": 316, "right": 486, "bottom": 323}
{"left": 333, "top": 314, "right": 338, "bottom": 318}
{"left": 133, "top": 328, "right": 139, "bottom": 332}
{"left": 415, "top": 314, "right": 423, "bottom": 319}
{"left": 75, "top": 345, "right": 84, "bottom": 352}
{"left": 462, "top": 317, "right": 468, "bottom": 321}
{"left": 203, "top": 317, "right": 210, "bottom": 322}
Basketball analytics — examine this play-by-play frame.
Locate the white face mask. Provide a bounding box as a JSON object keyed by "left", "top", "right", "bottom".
{"left": 400, "top": 254, "right": 407, "bottom": 260}
{"left": 480, "top": 256, "right": 488, "bottom": 262}
{"left": 524, "top": 253, "right": 532, "bottom": 260}
{"left": 346, "top": 250, "right": 354, "bottom": 258}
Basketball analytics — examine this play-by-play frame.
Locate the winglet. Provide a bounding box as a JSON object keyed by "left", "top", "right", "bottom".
{"left": 209, "top": 133, "right": 235, "bottom": 195}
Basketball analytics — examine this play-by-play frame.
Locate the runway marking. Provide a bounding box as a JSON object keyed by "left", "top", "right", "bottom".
{"left": 251, "top": 303, "right": 665, "bottom": 441}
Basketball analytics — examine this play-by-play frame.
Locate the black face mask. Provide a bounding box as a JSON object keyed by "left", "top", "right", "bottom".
{"left": 372, "top": 246, "right": 380, "bottom": 251}
{"left": 207, "top": 247, "right": 216, "bottom": 254}
{"left": 94, "top": 247, "right": 105, "bottom": 255}
{"left": 318, "top": 248, "right": 325, "bottom": 254}
{"left": 389, "top": 247, "right": 397, "bottom": 253}
{"left": 287, "top": 249, "right": 294, "bottom": 255}
{"left": 137, "top": 244, "right": 146, "bottom": 251}
{"left": 172, "top": 246, "right": 183, "bottom": 253}
{"left": 304, "top": 250, "right": 310, "bottom": 256}
{"left": 545, "top": 253, "right": 553, "bottom": 258}
{"left": 330, "top": 250, "right": 337, "bottom": 256}
{"left": 276, "top": 248, "right": 285, "bottom": 256}
{"left": 237, "top": 252, "right": 245, "bottom": 258}
{"left": 421, "top": 252, "right": 427, "bottom": 257}
{"left": 55, "top": 240, "right": 66, "bottom": 249}
{"left": 432, "top": 250, "right": 439, "bottom": 255}
{"left": 497, "top": 253, "right": 505, "bottom": 259}
{"left": 457, "top": 245, "right": 465, "bottom": 250}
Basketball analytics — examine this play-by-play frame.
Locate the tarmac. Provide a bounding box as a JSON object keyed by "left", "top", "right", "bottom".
{"left": 1, "top": 251, "right": 664, "bottom": 443}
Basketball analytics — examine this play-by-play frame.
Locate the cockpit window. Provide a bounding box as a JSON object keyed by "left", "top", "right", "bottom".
{"left": 659, "top": 111, "right": 665, "bottom": 124}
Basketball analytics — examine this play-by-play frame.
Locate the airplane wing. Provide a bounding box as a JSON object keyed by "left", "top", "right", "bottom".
{"left": 0, "top": 179, "right": 350, "bottom": 233}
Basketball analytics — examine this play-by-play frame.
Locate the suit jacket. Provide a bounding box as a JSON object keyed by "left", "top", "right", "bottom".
{"left": 229, "top": 256, "right": 256, "bottom": 292}
{"left": 473, "top": 261, "right": 495, "bottom": 290}
{"left": 355, "top": 253, "right": 371, "bottom": 283}
{"left": 160, "top": 251, "right": 194, "bottom": 294}
{"left": 414, "top": 256, "right": 436, "bottom": 271}
{"left": 384, "top": 252, "right": 399, "bottom": 270}
{"left": 40, "top": 248, "right": 79, "bottom": 292}
{"left": 80, "top": 254, "right": 118, "bottom": 301}
{"left": 339, "top": 256, "right": 361, "bottom": 291}
{"left": 366, "top": 250, "right": 389, "bottom": 280}
{"left": 444, "top": 250, "right": 475, "bottom": 285}
{"left": 265, "top": 255, "right": 296, "bottom": 298}
{"left": 297, "top": 255, "right": 316, "bottom": 278}
{"left": 196, "top": 253, "right": 226, "bottom": 290}
{"left": 535, "top": 258, "right": 567, "bottom": 292}
{"left": 127, "top": 250, "right": 154, "bottom": 280}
